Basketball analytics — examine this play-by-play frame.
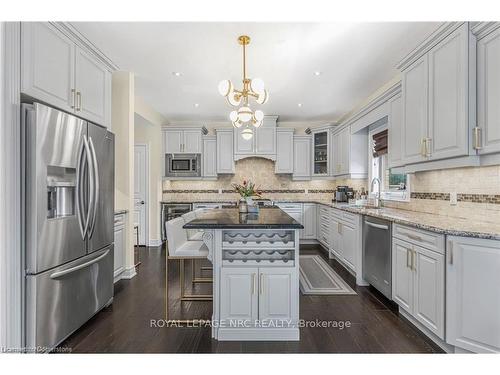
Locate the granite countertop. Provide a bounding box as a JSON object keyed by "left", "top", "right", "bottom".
{"left": 183, "top": 207, "right": 304, "bottom": 230}
{"left": 114, "top": 209, "right": 128, "bottom": 215}
{"left": 312, "top": 200, "right": 500, "bottom": 240}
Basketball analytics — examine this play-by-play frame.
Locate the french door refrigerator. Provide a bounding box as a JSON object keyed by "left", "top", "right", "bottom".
{"left": 22, "top": 103, "right": 115, "bottom": 351}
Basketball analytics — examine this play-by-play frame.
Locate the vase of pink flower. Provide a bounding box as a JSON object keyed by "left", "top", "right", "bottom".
{"left": 232, "top": 180, "right": 262, "bottom": 213}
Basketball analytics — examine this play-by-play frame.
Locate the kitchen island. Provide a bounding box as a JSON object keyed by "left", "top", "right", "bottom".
{"left": 184, "top": 207, "right": 303, "bottom": 341}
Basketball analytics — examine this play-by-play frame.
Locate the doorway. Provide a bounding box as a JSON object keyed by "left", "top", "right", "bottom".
{"left": 134, "top": 143, "right": 149, "bottom": 246}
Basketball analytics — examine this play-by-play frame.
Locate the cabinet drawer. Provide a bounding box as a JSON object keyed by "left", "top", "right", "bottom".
{"left": 342, "top": 211, "right": 358, "bottom": 225}
{"left": 114, "top": 213, "right": 125, "bottom": 227}
{"left": 331, "top": 208, "right": 342, "bottom": 219}
{"left": 276, "top": 203, "right": 302, "bottom": 210}
{"left": 393, "top": 224, "right": 445, "bottom": 254}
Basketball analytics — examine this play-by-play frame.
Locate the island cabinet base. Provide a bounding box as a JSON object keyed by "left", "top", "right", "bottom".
{"left": 203, "top": 228, "right": 301, "bottom": 341}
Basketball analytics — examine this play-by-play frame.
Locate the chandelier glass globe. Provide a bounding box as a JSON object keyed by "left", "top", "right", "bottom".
{"left": 241, "top": 127, "right": 253, "bottom": 140}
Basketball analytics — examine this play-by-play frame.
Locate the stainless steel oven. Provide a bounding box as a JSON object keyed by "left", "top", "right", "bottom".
{"left": 165, "top": 153, "right": 201, "bottom": 178}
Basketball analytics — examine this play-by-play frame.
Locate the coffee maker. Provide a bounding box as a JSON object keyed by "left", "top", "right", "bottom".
{"left": 335, "top": 186, "right": 354, "bottom": 202}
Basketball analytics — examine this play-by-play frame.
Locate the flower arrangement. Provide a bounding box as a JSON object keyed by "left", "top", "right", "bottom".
{"left": 232, "top": 180, "right": 262, "bottom": 199}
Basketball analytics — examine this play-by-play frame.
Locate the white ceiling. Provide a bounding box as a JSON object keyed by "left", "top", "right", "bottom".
{"left": 74, "top": 22, "right": 441, "bottom": 123}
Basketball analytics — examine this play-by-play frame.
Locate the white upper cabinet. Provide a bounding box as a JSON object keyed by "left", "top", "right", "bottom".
{"left": 75, "top": 47, "right": 111, "bottom": 126}
{"left": 202, "top": 136, "right": 217, "bottom": 178}
{"left": 402, "top": 55, "right": 429, "bottom": 164}
{"left": 21, "top": 22, "right": 113, "bottom": 128}
{"left": 275, "top": 129, "right": 294, "bottom": 174}
{"left": 234, "top": 116, "right": 277, "bottom": 160}
{"left": 428, "top": 23, "right": 469, "bottom": 161}
{"left": 388, "top": 94, "right": 404, "bottom": 168}
{"left": 400, "top": 23, "right": 474, "bottom": 165}
{"left": 331, "top": 126, "right": 367, "bottom": 179}
{"left": 292, "top": 135, "right": 311, "bottom": 180}
{"left": 183, "top": 130, "right": 202, "bottom": 153}
{"left": 477, "top": 25, "right": 500, "bottom": 155}
{"left": 446, "top": 236, "right": 500, "bottom": 353}
{"left": 164, "top": 130, "right": 182, "bottom": 153}
{"left": 312, "top": 129, "right": 329, "bottom": 176}
{"left": 163, "top": 128, "right": 202, "bottom": 154}
{"left": 21, "top": 22, "right": 75, "bottom": 113}
{"left": 216, "top": 129, "right": 235, "bottom": 174}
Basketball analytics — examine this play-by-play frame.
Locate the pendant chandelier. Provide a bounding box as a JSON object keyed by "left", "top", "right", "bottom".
{"left": 218, "top": 35, "right": 269, "bottom": 140}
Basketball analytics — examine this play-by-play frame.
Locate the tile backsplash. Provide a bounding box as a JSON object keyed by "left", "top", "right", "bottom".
{"left": 162, "top": 158, "right": 500, "bottom": 223}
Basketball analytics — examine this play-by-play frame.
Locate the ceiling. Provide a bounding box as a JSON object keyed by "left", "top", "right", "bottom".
{"left": 74, "top": 22, "right": 441, "bottom": 123}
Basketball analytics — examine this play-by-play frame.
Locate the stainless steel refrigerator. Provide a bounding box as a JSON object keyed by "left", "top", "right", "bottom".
{"left": 22, "top": 103, "right": 115, "bottom": 351}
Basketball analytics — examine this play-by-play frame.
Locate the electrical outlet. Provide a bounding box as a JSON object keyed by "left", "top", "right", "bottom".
{"left": 450, "top": 192, "right": 457, "bottom": 205}
{"left": 305, "top": 189, "right": 309, "bottom": 194}
{"left": 218, "top": 188, "right": 222, "bottom": 194}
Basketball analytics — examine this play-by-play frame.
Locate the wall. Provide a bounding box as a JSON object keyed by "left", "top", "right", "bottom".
{"left": 163, "top": 157, "right": 366, "bottom": 202}
{"left": 134, "top": 98, "right": 167, "bottom": 246}
{"left": 112, "top": 71, "right": 136, "bottom": 277}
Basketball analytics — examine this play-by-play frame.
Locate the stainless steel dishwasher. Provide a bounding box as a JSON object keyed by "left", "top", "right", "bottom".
{"left": 362, "top": 216, "right": 392, "bottom": 299}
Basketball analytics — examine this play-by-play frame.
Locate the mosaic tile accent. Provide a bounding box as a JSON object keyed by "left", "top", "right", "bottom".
{"left": 410, "top": 192, "right": 500, "bottom": 204}
{"left": 163, "top": 189, "right": 219, "bottom": 194}
{"left": 309, "top": 189, "right": 337, "bottom": 193}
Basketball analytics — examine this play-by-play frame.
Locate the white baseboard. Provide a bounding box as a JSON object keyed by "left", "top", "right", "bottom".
{"left": 121, "top": 266, "right": 137, "bottom": 280}
{"left": 148, "top": 239, "right": 163, "bottom": 247}
{"left": 216, "top": 328, "right": 299, "bottom": 341}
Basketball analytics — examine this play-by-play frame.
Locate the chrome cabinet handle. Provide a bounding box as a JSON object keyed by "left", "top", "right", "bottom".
{"left": 406, "top": 248, "right": 411, "bottom": 268}
{"left": 50, "top": 250, "right": 109, "bottom": 279}
{"left": 425, "top": 138, "right": 432, "bottom": 157}
{"left": 473, "top": 127, "right": 483, "bottom": 150}
{"left": 252, "top": 273, "right": 256, "bottom": 295}
{"left": 76, "top": 91, "right": 82, "bottom": 111}
{"left": 260, "top": 273, "right": 264, "bottom": 295}
{"left": 420, "top": 138, "right": 426, "bottom": 157}
{"left": 88, "top": 137, "right": 99, "bottom": 238}
{"left": 82, "top": 135, "right": 93, "bottom": 237}
{"left": 406, "top": 233, "right": 422, "bottom": 242}
{"left": 71, "top": 89, "right": 76, "bottom": 109}
{"left": 448, "top": 240, "right": 453, "bottom": 265}
{"left": 412, "top": 249, "right": 417, "bottom": 271}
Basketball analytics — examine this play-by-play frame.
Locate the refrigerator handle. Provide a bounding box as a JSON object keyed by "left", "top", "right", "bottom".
{"left": 75, "top": 138, "right": 86, "bottom": 239}
{"left": 83, "top": 135, "right": 94, "bottom": 238}
{"left": 88, "top": 137, "right": 100, "bottom": 238}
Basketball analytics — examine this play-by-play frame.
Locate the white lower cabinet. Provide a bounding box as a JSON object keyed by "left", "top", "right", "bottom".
{"left": 113, "top": 213, "right": 126, "bottom": 282}
{"left": 220, "top": 268, "right": 257, "bottom": 322}
{"left": 392, "top": 230, "right": 445, "bottom": 340}
{"left": 220, "top": 267, "right": 296, "bottom": 325}
{"left": 340, "top": 222, "right": 356, "bottom": 270}
{"left": 330, "top": 214, "right": 342, "bottom": 259}
{"left": 275, "top": 203, "right": 304, "bottom": 238}
{"left": 446, "top": 236, "right": 500, "bottom": 353}
{"left": 328, "top": 209, "right": 360, "bottom": 273}
{"left": 302, "top": 203, "right": 317, "bottom": 240}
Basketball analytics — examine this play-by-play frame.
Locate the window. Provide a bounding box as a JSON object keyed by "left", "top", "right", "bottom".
{"left": 369, "top": 125, "right": 410, "bottom": 201}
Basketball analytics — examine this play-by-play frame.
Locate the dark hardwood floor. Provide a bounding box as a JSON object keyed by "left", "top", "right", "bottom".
{"left": 59, "top": 244, "right": 442, "bottom": 353}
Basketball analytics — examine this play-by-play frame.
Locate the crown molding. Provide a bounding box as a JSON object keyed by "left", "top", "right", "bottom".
{"left": 338, "top": 80, "right": 401, "bottom": 131}
{"left": 397, "top": 22, "right": 465, "bottom": 71}
{"left": 470, "top": 22, "right": 500, "bottom": 40}
{"left": 56, "top": 22, "right": 119, "bottom": 71}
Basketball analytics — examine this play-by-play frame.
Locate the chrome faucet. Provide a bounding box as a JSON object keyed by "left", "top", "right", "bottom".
{"left": 370, "top": 177, "right": 381, "bottom": 208}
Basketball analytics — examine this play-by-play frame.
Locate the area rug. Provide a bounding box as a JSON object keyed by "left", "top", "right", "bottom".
{"left": 299, "top": 255, "right": 357, "bottom": 295}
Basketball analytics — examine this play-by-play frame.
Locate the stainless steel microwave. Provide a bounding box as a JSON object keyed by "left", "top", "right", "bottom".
{"left": 165, "top": 153, "right": 201, "bottom": 178}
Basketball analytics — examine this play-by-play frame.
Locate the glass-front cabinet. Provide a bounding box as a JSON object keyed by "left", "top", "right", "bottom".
{"left": 312, "top": 129, "right": 329, "bottom": 176}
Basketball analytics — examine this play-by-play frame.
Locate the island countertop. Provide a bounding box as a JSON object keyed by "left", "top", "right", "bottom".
{"left": 183, "top": 207, "right": 304, "bottom": 229}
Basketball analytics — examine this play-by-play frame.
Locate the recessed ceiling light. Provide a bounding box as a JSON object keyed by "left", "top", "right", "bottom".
{"left": 314, "top": 71, "right": 322, "bottom": 76}
{"left": 194, "top": 103, "right": 199, "bottom": 108}
{"left": 172, "top": 72, "right": 182, "bottom": 77}
{"left": 297, "top": 103, "right": 303, "bottom": 107}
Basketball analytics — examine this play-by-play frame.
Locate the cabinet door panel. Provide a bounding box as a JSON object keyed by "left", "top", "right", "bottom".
{"left": 256, "top": 124, "right": 276, "bottom": 155}
{"left": 340, "top": 128, "right": 350, "bottom": 175}
{"left": 478, "top": 28, "right": 500, "bottom": 155}
{"left": 259, "top": 268, "right": 297, "bottom": 323}
{"left": 392, "top": 239, "right": 414, "bottom": 313}
{"left": 446, "top": 237, "right": 500, "bottom": 353}
{"left": 275, "top": 131, "right": 294, "bottom": 173}
{"left": 302, "top": 204, "right": 317, "bottom": 239}
{"left": 183, "top": 130, "right": 202, "bottom": 153}
{"left": 341, "top": 223, "right": 356, "bottom": 270}
{"left": 164, "top": 130, "right": 182, "bottom": 154}
{"left": 414, "top": 246, "right": 444, "bottom": 339}
{"left": 388, "top": 94, "right": 404, "bottom": 167}
{"left": 330, "top": 216, "right": 342, "bottom": 259}
{"left": 220, "top": 268, "right": 258, "bottom": 323}
{"left": 402, "top": 56, "right": 428, "bottom": 164}
{"left": 234, "top": 127, "right": 254, "bottom": 154}
{"left": 202, "top": 137, "right": 217, "bottom": 178}
{"left": 113, "top": 224, "right": 125, "bottom": 280}
{"left": 75, "top": 47, "right": 110, "bottom": 126}
{"left": 21, "top": 22, "right": 75, "bottom": 112}
{"left": 428, "top": 24, "right": 468, "bottom": 160}
{"left": 216, "top": 130, "right": 235, "bottom": 174}
{"left": 293, "top": 137, "right": 311, "bottom": 178}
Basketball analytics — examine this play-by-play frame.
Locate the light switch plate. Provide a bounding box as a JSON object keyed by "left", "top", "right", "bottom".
{"left": 450, "top": 192, "right": 457, "bottom": 205}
